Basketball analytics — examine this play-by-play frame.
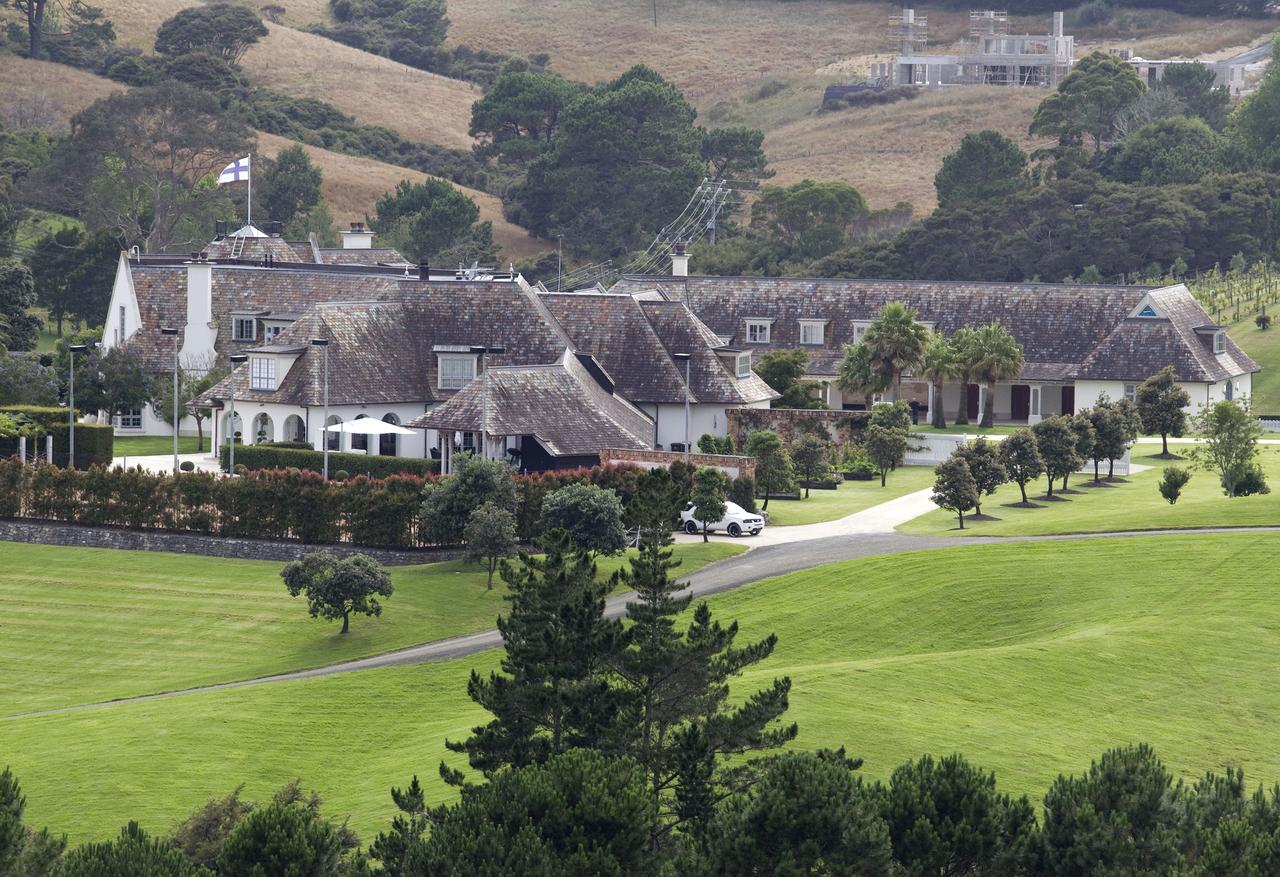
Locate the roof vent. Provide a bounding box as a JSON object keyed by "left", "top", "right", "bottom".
{"left": 418, "top": 259, "right": 430, "bottom": 279}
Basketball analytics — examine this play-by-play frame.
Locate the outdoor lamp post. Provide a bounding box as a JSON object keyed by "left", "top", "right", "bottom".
{"left": 470, "top": 345, "right": 506, "bottom": 461}
{"left": 310, "top": 338, "right": 330, "bottom": 480}
{"left": 160, "top": 327, "right": 180, "bottom": 474}
{"left": 672, "top": 352, "right": 692, "bottom": 461}
{"left": 68, "top": 343, "right": 89, "bottom": 469}
{"left": 228, "top": 353, "right": 248, "bottom": 474}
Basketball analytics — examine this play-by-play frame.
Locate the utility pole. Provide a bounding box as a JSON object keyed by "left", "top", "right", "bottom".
{"left": 556, "top": 234, "right": 564, "bottom": 291}
{"left": 652, "top": 0, "right": 657, "bottom": 27}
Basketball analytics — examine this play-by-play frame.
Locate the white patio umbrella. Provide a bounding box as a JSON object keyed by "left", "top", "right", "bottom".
{"left": 324, "top": 418, "right": 415, "bottom": 436}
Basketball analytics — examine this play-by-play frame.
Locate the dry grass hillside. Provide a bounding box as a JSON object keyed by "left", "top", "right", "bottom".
{"left": 89, "top": 0, "right": 479, "bottom": 151}
{"left": 255, "top": 132, "right": 545, "bottom": 261}
{"left": 0, "top": 56, "right": 124, "bottom": 126}
{"left": 766, "top": 89, "right": 1049, "bottom": 211}
{"left": 241, "top": 24, "right": 479, "bottom": 151}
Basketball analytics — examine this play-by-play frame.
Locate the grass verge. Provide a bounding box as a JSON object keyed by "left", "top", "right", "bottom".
{"left": 6, "top": 534, "right": 1279, "bottom": 844}
{"left": 898, "top": 443, "right": 1280, "bottom": 537}
{"left": 762, "top": 465, "right": 935, "bottom": 526}
{"left": 1, "top": 541, "right": 744, "bottom": 715}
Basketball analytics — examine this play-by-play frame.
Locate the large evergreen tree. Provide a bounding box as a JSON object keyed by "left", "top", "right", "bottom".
{"left": 612, "top": 481, "right": 797, "bottom": 838}
{"left": 444, "top": 530, "right": 624, "bottom": 780}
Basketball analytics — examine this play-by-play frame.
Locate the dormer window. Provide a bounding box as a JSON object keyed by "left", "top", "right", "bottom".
{"left": 799, "top": 320, "right": 826, "bottom": 346}
{"left": 1214, "top": 331, "right": 1226, "bottom": 354}
{"left": 746, "top": 319, "right": 772, "bottom": 343}
{"left": 233, "top": 317, "right": 257, "bottom": 341}
{"left": 250, "top": 356, "right": 275, "bottom": 390}
{"left": 852, "top": 321, "right": 871, "bottom": 343}
{"left": 438, "top": 353, "right": 478, "bottom": 390}
{"left": 736, "top": 352, "right": 752, "bottom": 378}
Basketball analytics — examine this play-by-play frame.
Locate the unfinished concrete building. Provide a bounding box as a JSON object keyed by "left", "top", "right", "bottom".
{"left": 872, "top": 9, "right": 1074, "bottom": 88}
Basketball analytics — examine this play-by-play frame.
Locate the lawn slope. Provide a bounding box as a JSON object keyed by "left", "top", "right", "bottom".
{"left": 7, "top": 533, "right": 1280, "bottom": 844}
{"left": 899, "top": 443, "right": 1280, "bottom": 537}
{"left": 1, "top": 541, "right": 743, "bottom": 715}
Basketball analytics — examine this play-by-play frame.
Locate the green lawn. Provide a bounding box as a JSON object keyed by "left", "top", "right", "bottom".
{"left": 113, "top": 435, "right": 207, "bottom": 456}
{"left": 899, "top": 443, "right": 1280, "bottom": 537}
{"left": 763, "top": 465, "right": 935, "bottom": 526}
{"left": 7, "top": 534, "right": 1280, "bottom": 844}
{"left": 1226, "top": 313, "right": 1280, "bottom": 415}
{"left": 1, "top": 541, "right": 744, "bottom": 715}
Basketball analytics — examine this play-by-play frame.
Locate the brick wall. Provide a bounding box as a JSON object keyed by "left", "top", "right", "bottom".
{"left": 0, "top": 519, "right": 465, "bottom": 566}
{"left": 599, "top": 448, "right": 756, "bottom": 480}
{"left": 726, "top": 408, "right": 871, "bottom": 448}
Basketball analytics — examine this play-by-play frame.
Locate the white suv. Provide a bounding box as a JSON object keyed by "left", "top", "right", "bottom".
{"left": 680, "top": 501, "right": 766, "bottom": 537}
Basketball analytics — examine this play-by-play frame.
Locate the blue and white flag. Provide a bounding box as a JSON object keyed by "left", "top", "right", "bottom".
{"left": 217, "top": 156, "right": 250, "bottom": 185}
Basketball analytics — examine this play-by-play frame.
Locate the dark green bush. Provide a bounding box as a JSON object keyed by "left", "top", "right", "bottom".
{"left": 730, "top": 475, "right": 757, "bottom": 512}
{"left": 218, "top": 443, "right": 439, "bottom": 478}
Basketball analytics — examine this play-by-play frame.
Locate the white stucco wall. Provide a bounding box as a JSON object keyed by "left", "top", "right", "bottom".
{"left": 638, "top": 401, "right": 767, "bottom": 449}
{"left": 100, "top": 253, "right": 142, "bottom": 352}
{"left": 211, "top": 401, "right": 435, "bottom": 458}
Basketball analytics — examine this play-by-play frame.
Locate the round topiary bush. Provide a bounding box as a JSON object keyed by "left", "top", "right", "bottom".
{"left": 180, "top": 460, "right": 195, "bottom": 472}
{"left": 234, "top": 464, "right": 248, "bottom": 475}
{"left": 334, "top": 469, "right": 350, "bottom": 481}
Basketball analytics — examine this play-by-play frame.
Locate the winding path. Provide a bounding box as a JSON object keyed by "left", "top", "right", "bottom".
{"left": 12, "top": 517, "right": 1280, "bottom": 720}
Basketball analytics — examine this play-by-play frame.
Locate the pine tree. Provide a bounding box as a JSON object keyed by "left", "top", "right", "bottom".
{"left": 369, "top": 776, "right": 428, "bottom": 877}
{"left": 444, "top": 530, "right": 624, "bottom": 781}
{"left": 613, "top": 510, "right": 797, "bottom": 841}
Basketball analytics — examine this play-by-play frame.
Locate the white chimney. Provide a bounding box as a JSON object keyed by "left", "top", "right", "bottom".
{"left": 182, "top": 257, "right": 217, "bottom": 362}
{"left": 670, "top": 245, "right": 689, "bottom": 277}
{"left": 1053, "top": 11, "right": 1064, "bottom": 38}
{"left": 341, "top": 221, "right": 374, "bottom": 250}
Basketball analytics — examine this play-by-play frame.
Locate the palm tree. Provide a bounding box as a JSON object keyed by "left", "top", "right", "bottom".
{"left": 862, "top": 301, "right": 931, "bottom": 400}
{"left": 836, "top": 342, "right": 890, "bottom": 410}
{"left": 969, "top": 323, "right": 1025, "bottom": 428}
{"left": 918, "top": 332, "right": 956, "bottom": 429}
{"left": 950, "top": 326, "right": 979, "bottom": 426}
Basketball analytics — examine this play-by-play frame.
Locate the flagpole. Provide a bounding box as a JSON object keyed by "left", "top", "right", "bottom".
{"left": 246, "top": 155, "right": 252, "bottom": 229}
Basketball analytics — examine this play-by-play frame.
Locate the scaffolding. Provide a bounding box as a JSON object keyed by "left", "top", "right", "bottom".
{"left": 884, "top": 8, "right": 1073, "bottom": 89}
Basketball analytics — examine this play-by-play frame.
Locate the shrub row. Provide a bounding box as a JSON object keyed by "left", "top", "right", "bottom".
{"left": 0, "top": 406, "right": 114, "bottom": 468}
{"left": 218, "top": 443, "right": 440, "bottom": 479}
{"left": 0, "top": 459, "right": 654, "bottom": 549}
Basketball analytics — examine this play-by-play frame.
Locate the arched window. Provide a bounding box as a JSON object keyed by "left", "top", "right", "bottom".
{"left": 252, "top": 413, "right": 274, "bottom": 444}
{"left": 325, "top": 415, "right": 341, "bottom": 452}
{"left": 380, "top": 413, "right": 400, "bottom": 456}
{"left": 351, "top": 413, "right": 369, "bottom": 452}
{"left": 284, "top": 414, "right": 305, "bottom": 443}
{"left": 224, "top": 412, "right": 243, "bottom": 448}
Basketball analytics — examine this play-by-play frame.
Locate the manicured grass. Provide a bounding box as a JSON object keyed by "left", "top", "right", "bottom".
{"left": 762, "top": 466, "right": 936, "bottom": 526}
{"left": 1, "top": 541, "right": 744, "bottom": 715}
{"left": 8, "top": 534, "right": 1280, "bottom": 844}
{"left": 1226, "top": 313, "right": 1280, "bottom": 415}
{"left": 113, "top": 435, "right": 208, "bottom": 456}
{"left": 898, "top": 443, "right": 1280, "bottom": 537}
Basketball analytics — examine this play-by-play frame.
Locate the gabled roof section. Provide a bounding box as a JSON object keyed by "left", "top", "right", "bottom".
{"left": 1073, "top": 285, "right": 1258, "bottom": 382}
{"left": 317, "top": 247, "right": 410, "bottom": 267}
{"left": 610, "top": 275, "right": 1160, "bottom": 382}
{"left": 194, "top": 279, "right": 570, "bottom": 408}
{"left": 407, "top": 351, "right": 654, "bottom": 456}
{"left": 538, "top": 292, "right": 776, "bottom": 405}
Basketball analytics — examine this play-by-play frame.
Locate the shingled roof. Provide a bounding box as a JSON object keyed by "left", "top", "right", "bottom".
{"left": 317, "top": 247, "right": 410, "bottom": 267}
{"left": 123, "top": 262, "right": 408, "bottom": 373}
{"left": 195, "top": 279, "right": 571, "bottom": 408}
{"left": 1074, "top": 287, "right": 1257, "bottom": 382}
{"left": 407, "top": 351, "right": 654, "bottom": 456}
{"left": 610, "top": 275, "right": 1253, "bottom": 384}
{"left": 538, "top": 292, "right": 777, "bottom": 405}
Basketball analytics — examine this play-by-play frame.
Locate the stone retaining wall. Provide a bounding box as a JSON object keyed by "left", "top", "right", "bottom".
{"left": 0, "top": 519, "right": 464, "bottom": 565}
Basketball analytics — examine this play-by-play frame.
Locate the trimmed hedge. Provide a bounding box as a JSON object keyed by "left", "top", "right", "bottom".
{"left": 218, "top": 443, "right": 440, "bottom": 478}
{"left": 0, "top": 406, "right": 114, "bottom": 468}
{"left": 0, "top": 459, "right": 653, "bottom": 549}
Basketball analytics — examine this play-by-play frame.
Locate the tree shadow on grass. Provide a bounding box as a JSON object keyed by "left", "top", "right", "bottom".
{"left": 968, "top": 512, "right": 1002, "bottom": 522}
{"left": 1081, "top": 478, "right": 1117, "bottom": 488}
{"left": 1001, "top": 500, "right": 1044, "bottom": 509}
{"left": 1058, "top": 487, "right": 1087, "bottom": 495}
{"left": 1037, "top": 493, "right": 1072, "bottom": 503}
